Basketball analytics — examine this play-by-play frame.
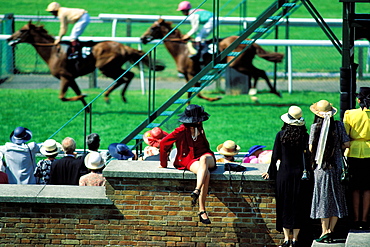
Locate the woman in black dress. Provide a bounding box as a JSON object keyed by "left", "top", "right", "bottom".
{"left": 262, "top": 106, "right": 312, "bottom": 247}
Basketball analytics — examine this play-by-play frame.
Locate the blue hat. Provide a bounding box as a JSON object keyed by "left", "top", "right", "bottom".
{"left": 108, "top": 143, "right": 135, "bottom": 160}
{"left": 245, "top": 145, "right": 266, "bottom": 157}
{"left": 10, "top": 127, "right": 32, "bottom": 144}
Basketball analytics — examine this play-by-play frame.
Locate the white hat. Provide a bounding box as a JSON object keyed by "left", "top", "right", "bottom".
{"left": 84, "top": 151, "right": 105, "bottom": 170}
{"left": 46, "top": 2, "right": 60, "bottom": 11}
{"left": 40, "top": 139, "right": 62, "bottom": 156}
{"left": 281, "top": 106, "right": 305, "bottom": 126}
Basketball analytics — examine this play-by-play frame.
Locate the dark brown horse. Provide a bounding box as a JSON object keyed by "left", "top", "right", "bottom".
{"left": 7, "top": 22, "right": 164, "bottom": 107}
{"left": 140, "top": 19, "right": 284, "bottom": 100}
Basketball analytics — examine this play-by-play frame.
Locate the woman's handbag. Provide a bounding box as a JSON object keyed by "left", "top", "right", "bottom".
{"left": 301, "top": 152, "right": 310, "bottom": 181}
{"left": 341, "top": 155, "right": 349, "bottom": 184}
{"left": 224, "top": 163, "right": 246, "bottom": 172}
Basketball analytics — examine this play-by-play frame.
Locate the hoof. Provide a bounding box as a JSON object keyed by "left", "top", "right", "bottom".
{"left": 104, "top": 96, "right": 111, "bottom": 104}
{"left": 84, "top": 105, "right": 91, "bottom": 113}
{"left": 122, "top": 96, "right": 127, "bottom": 103}
{"left": 248, "top": 88, "right": 258, "bottom": 96}
{"left": 251, "top": 96, "right": 260, "bottom": 104}
{"left": 271, "top": 90, "right": 282, "bottom": 98}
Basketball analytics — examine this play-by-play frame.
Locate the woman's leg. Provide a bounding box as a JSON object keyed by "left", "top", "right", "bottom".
{"left": 292, "top": 229, "right": 300, "bottom": 241}
{"left": 282, "top": 227, "right": 290, "bottom": 241}
{"left": 362, "top": 190, "right": 370, "bottom": 222}
{"left": 189, "top": 154, "right": 215, "bottom": 218}
{"left": 320, "top": 218, "right": 330, "bottom": 236}
{"left": 328, "top": 216, "right": 338, "bottom": 233}
{"left": 352, "top": 190, "right": 361, "bottom": 222}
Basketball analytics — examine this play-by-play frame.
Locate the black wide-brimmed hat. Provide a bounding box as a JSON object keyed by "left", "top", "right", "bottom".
{"left": 178, "top": 104, "right": 210, "bottom": 123}
{"left": 356, "top": 87, "right": 370, "bottom": 100}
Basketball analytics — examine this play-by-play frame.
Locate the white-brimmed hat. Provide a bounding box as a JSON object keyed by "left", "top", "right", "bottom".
{"left": 84, "top": 151, "right": 105, "bottom": 170}
{"left": 40, "top": 139, "right": 62, "bottom": 156}
{"left": 281, "top": 106, "right": 305, "bottom": 126}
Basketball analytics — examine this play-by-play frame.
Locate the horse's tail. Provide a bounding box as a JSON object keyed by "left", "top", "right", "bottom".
{"left": 128, "top": 47, "right": 165, "bottom": 72}
{"left": 254, "top": 43, "right": 284, "bottom": 63}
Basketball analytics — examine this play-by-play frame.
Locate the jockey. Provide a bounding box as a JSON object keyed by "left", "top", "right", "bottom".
{"left": 46, "top": 2, "right": 90, "bottom": 59}
{"left": 177, "top": 1, "right": 214, "bottom": 62}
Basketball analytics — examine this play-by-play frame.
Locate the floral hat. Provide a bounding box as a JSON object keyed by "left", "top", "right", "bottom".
{"left": 143, "top": 127, "right": 169, "bottom": 148}
{"left": 281, "top": 106, "right": 305, "bottom": 126}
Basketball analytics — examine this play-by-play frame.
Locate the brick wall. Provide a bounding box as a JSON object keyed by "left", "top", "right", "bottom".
{"left": 0, "top": 177, "right": 290, "bottom": 247}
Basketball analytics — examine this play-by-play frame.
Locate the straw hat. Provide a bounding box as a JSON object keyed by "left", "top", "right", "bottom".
{"left": 178, "top": 104, "right": 210, "bottom": 123}
{"left": 281, "top": 106, "right": 305, "bottom": 126}
{"left": 84, "top": 151, "right": 105, "bottom": 170}
{"left": 310, "top": 100, "right": 337, "bottom": 117}
{"left": 217, "top": 140, "right": 240, "bottom": 156}
{"left": 40, "top": 139, "right": 62, "bottom": 156}
{"left": 10, "top": 126, "right": 32, "bottom": 144}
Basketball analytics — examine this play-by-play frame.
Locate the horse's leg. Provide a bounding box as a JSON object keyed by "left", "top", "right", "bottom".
{"left": 257, "top": 68, "right": 281, "bottom": 98}
{"left": 58, "top": 77, "right": 89, "bottom": 111}
{"left": 101, "top": 69, "right": 134, "bottom": 103}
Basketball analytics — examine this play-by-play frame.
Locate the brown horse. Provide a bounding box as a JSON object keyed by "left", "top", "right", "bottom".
{"left": 140, "top": 19, "right": 284, "bottom": 100}
{"left": 7, "top": 22, "right": 164, "bottom": 108}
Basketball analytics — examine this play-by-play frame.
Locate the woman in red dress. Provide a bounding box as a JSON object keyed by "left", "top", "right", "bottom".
{"left": 160, "top": 104, "right": 216, "bottom": 224}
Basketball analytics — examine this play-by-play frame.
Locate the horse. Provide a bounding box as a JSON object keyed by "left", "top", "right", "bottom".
{"left": 7, "top": 22, "right": 165, "bottom": 108}
{"left": 140, "top": 19, "right": 284, "bottom": 101}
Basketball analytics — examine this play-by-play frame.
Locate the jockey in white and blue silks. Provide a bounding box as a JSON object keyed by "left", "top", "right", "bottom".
{"left": 177, "top": 1, "right": 214, "bottom": 61}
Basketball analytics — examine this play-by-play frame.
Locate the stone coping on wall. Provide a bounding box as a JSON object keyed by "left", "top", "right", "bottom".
{"left": 103, "top": 160, "right": 268, "bottom": 181}
{"left": 0, "top": 184, "right": 113, "bottom": 205}
{"left": 0, "top": 161, "right": 269, "bottom": 204}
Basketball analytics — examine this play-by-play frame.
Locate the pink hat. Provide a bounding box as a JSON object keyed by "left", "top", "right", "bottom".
{"left": 177, "top": 1, "right": 191, "bottom": 11}
{"left": 143, "top": 127, "right": 169, "bottom": 148}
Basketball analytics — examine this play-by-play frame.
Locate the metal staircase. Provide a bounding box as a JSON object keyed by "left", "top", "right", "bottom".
{"left": 120, "top": 0, "right": 300, "bottom": 153}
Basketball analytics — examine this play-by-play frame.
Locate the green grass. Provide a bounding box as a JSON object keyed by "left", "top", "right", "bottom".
{"left": 0, "top": 88, "right": 347, "bottom": 152}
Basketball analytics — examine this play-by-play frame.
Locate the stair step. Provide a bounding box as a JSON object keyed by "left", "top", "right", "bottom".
{"left": 174, "top": 99, "right": 188, "bottom": 104}
{"left": 254, "top": 28, "right": 268, "bottom": 33}
{"left": 282, "top": 3, "right": 296, "bottom": 7}
{"left": 187, "top": 87, "right": 202, "bottom": 93}
{"left": 146, "top": 123, "right": 161, "bottom": 128}
{"left": 227, "top": 52, "right": 241, "bottom": 57}
{"left": 133, "top": 134, "right": 143, "bottom": 140}
{"left": 240, "top": 40, "right": 254, "bottom": 45}
{"left": 160, "top": 111, "right": 174, "bottom": 116}
{"left": 269, "top": 15, "right": 282, "bottom": 21}
{"left": 311, "top": 240, "right": 345, "bottom": 247}
{"left": 213, "top": 64, "right": 228, "bottom": 69}
{"left": 345, "top": 231, "right": 370, "bottom": 246}
{"left": 200, "top": 75, "right": 217, "bottom": 81}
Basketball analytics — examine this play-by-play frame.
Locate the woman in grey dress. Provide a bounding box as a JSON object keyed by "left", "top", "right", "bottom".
{"left": 309, "top": 100, "right": 350, "bottom": 243}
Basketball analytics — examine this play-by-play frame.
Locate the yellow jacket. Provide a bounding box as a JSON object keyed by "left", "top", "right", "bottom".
{"left": 343, "top": 108, "right": 370, "bottom": 158}
{"left": 57, "top": 7, "right": 87, "bottom": 40}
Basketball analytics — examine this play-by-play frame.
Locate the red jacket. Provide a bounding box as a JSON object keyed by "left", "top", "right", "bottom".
{"left": 160, "top": 124, "right": 214, "bottom": 169}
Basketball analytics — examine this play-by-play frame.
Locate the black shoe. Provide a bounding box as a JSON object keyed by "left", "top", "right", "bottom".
{"left": 190, "top": 189, "right": 200, "bottom": 206}
{"left": 281, "top": 240, "right": 291, "bottom": 247}
{"left": 198, "top": 211, "right": 211, "bottom": 224}
{"left": 360, "top": 221, "right": 369, "bottom": 230}
{"left": 291, "top": 240, "right": 298, "bottom": 247}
